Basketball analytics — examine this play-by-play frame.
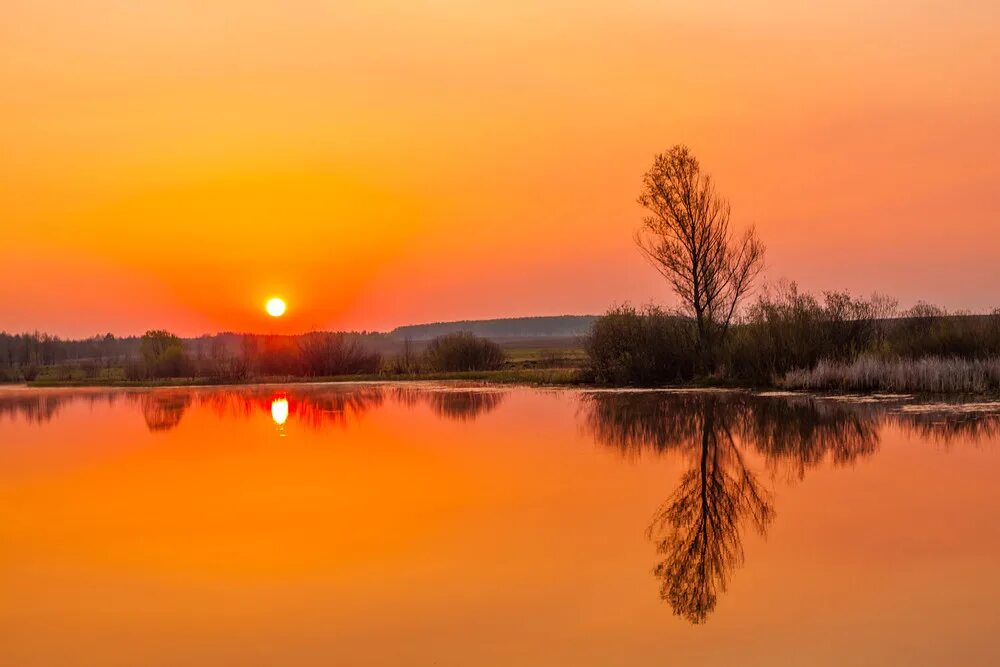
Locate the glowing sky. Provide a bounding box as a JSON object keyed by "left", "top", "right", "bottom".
{"left": 1, "top": 1, "right": 997, "bottom": 336}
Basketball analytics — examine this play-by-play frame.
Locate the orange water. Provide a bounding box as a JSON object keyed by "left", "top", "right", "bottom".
{"left": 1, "top": 385, "right": 997, "bottom": 666}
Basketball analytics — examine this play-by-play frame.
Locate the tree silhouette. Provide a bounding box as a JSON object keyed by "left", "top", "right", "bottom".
{"left": 635, "top": 146, "right": 765, "bottom": 371}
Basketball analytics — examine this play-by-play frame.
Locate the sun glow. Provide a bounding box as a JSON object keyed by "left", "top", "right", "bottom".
{"left": 265, "top": 297, "right": 287, "bottom": 318}
{"left": 271, "top": 397, "right": 289, "bottom": 426}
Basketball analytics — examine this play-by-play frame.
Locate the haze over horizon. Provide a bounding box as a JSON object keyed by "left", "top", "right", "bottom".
{"left": 3, "top": 1, "right": 998, "bottom": 338}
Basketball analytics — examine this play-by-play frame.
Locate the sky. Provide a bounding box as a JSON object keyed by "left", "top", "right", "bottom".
{"left": 1, "top": 0, "right": 998, "bottom": 337}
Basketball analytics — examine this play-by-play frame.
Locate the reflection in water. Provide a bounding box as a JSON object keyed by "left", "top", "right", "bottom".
{"left": 0, "top": 384, "right": 997, "bottom": 633}
{"left": 648, "top": 398, "right": 774, "bottom": 623}
{"left": 270, "top": 397, "right": 289, "bottom": 426}
{"left": 0, "top": 390, "right": 121, "bottom": 425}
{"left": 392, "top": 386, "right": 506, "bottom": 422}
{"left": 138, "top": 392, "right": 193, "bottom": 433}
{"left": 0, "top": 384, "right": 508, "bottom": 433}
{"left": 583, "top": 391, "right": 888, "bottom": 623}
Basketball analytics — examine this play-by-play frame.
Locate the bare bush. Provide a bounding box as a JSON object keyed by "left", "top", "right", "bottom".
{"left": 887, "top": 304, "right": 1000, "bottom": 359}
{"left": 298, "top": 333, "right": 381, "bottom": 376}
{"left": 726, "top": 282, "right": 896, "bottom": 383}
{"left": 382, "top": 337, "right": 420, "bottom": 375}
{"left": 585, "top": 304, "right": 697, "bottom": 385}
{"left": 423, "top": 332, "right": 505, "bottom": 372}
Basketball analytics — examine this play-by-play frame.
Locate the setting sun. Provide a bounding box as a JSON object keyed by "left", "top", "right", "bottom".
{"left": 265, "top": 297, "right": 287, "bottom": 318}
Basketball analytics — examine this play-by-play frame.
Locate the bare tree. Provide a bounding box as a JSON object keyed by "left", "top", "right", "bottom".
{"left": 635, "top": 145, "right": 764, "bottom": 370}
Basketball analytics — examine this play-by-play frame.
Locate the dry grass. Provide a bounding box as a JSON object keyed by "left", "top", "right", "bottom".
{"left": 780, "top": 355, "right": 1000, "bottom": 394}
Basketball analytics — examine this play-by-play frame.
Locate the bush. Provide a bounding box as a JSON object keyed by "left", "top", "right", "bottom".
{"left": 585, "top": 305, "right": 697, "bottom": 385}
{"left": 381, "top": 338, "right": 420, "bottom": 375}
{"left": 298, "top": 333, "right": 381, "bottom": 376}
{"left": 725, "top": 283, "right": 896, "bottom": 383}
{"left": 423, "top": 332, "right": 505, "bottom": 372}
{"left": 20, "top": 365, "right": 39, "bottom": 382}
{"left": 138, "top": 330, "right": 193, "bottom": 378}
{"left": 153, "top": 346, "right": 193, "bottom": 378}
{"left": 198, "top": 355, "right": 252, "bottom": 382}
{"left": 885, "top": 306, "right": 1000, "bottom": 359}
{"left": 254, "top": 338, "right": 303, "bottom": 376}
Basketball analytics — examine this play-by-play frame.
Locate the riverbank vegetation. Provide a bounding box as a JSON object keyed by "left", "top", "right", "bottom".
{"left": 586, "top": 286, "right": 1000, "bottom": 391}
{"left": 584, "top": 144, "right": 999, "bottom": 393}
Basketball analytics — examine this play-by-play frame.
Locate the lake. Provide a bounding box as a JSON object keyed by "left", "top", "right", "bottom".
{"left": 1, "top": 384, "right": 998, "bottom": 666}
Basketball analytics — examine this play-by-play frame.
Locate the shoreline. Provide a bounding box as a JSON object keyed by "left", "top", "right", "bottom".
{"left": 10, "top": 368, "right": 586, "bottom": 390}
{"left": 5, "top": 373, "right": 998, "bottom": 400}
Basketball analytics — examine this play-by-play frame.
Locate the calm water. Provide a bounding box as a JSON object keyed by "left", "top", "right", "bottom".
{"left": 1, "top": 384, "right": 998, "bottom": 666}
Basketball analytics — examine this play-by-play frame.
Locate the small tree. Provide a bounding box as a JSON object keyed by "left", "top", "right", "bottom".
{"left": 139, "top": 330, "right": 190, "bottom": 378}
{"left": 635, "top": 145, "right": 765, "bottom": 372}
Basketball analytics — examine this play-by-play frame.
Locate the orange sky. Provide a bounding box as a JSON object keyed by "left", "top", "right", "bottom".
{"left": 1, "top": 1, "right": 998, "bottom": 337}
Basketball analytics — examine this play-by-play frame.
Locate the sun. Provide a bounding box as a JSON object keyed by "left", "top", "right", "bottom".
{"left": 265, "top": 297, "right": 287, "bottom": 317}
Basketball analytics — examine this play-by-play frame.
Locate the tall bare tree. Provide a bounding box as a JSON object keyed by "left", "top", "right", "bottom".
{"left": 635, "top": 145, "right": 764, "bottom": 370}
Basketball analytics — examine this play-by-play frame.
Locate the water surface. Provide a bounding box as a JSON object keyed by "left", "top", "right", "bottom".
{"left": 1, "top": 384, "right": 998, "bottom": 666}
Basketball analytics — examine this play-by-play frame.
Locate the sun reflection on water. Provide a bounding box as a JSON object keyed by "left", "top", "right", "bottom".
{"left": 270, "top": 397, "right": 289, "bottom": 426}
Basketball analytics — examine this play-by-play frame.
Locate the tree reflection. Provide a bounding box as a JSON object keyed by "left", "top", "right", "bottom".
{"left": 392, "top": 387, "right": 506, "bottom": 422}
{"left": 136, "top": 391, "right": 193, "bottom": 432}
{"left": 582, "top": 390, "right": 884, "bottom": 623}
{"left": 0, "top": 390, "right": 121, "bottom": 425}
{"left": 646, "top": 397, "right": 774, "bottom": 623}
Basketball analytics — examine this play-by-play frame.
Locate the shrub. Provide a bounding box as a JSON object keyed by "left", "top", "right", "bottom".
{"left": 885, "top": 305, "right": 1000, "bottom": 359}
{"left": 254, "top": 339, "right": 303, "bottom": 376}
{"left": 725, "top": 283, "right": 896, "bottom": 383}
{"left": 139, "top": 330, "right": 193, "bottom": 378}
{"left": 382, "top": 338, "right": 420, "bottom": 375}
{"left": 298, "top": 333, "right": 381, "bottom": 376}
{"left": 199, "top": 355, "right": 252, "bottom": 382}
{"left": 585, "top": 305, "right": 697, "bottom": 385}
{"left": 154, "top": 346, "right": 193, "bottom": 378}
{"left": 423, "top": 332, "right": 505, "bottom": 372}
{"left": 20, "top": 365, "right": 39, "bottom": 382}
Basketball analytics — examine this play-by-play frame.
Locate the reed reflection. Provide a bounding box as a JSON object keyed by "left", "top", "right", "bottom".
{"left": 582, "top": 391, "right": 884, "bottom": 623}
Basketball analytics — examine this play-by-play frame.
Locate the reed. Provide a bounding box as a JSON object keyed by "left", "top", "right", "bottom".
{"left": 780, "top": 355, "right": 1000, "bottom": 394}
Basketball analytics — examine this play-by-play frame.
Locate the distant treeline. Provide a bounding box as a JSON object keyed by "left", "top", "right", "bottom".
{"left": 391, "top": 315, "right": 597, "bottom": 340}
{"left": 0, "top": 332, "right": 140, "bottom": 370}
{"left": 0, "top": 328, "right": 507, "bottom": 383}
